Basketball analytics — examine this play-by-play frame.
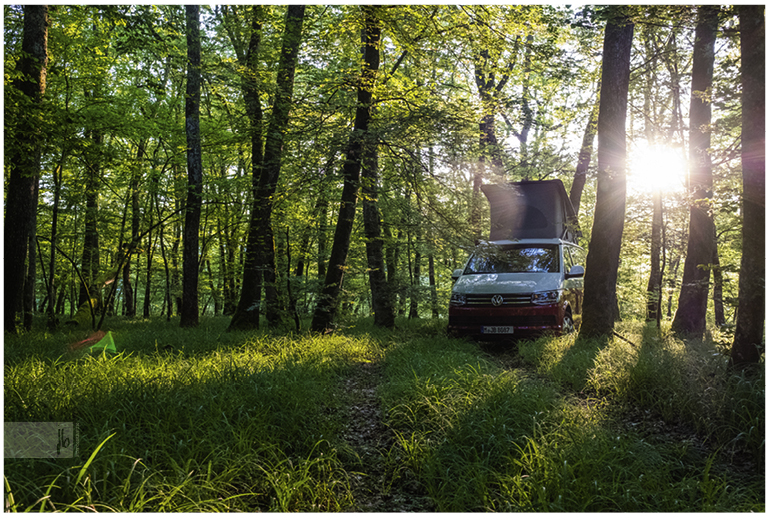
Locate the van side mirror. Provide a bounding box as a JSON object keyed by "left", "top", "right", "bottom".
{"left": 566, "top": 265, "right": 585, "bottom": 279}
{"left": 452, "top": 269, "right": 463, "bottom": 281}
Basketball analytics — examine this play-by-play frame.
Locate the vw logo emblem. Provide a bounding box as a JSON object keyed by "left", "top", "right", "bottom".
{"left": 491, "top": 295, "right": 504, "bottom": 306}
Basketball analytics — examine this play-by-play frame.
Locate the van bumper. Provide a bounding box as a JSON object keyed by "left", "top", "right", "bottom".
{"left": 447, "top": 303, "right": 565, "bottom": 338}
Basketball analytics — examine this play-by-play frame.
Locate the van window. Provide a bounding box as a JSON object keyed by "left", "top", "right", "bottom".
{"left": 465, "top": 245, "right": 559, "bottom": 274}
{"left": 568, "top": 246, "right": 586, "bottom": 267}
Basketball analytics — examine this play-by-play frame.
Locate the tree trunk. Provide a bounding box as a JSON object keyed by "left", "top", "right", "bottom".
{"left": 409, "top": 238, "right": 422, "bottom": 319}
{"left": 730, "top": 5, "right": 765, "bottom": 365}
{"left": 226, "top": 6, "right": 266, "bottom": 329}
{"left": 5, "top": 4, "right": 48, "bottom": 333}
{"left": 569, "top": 94, "right": 599, "bottom": 216}
{"left": 143, "top": 218, "right": 155, "bottom": 318}
{"left": 471, "top": 35, "right": 518, "bottom": 239}
{"left": 229, "top": 5, "right": 305, "bottom": 330}
{"left": 123, "top": 141, "right": 144, "bottom": 317}
{"left": 428, "top": 252, "right": 439, "bottom": 318}
{"left": 181, "top": 5, "right": 203, "bottom": 328}
{"left": 646, "top": 190, "right": 664, "bottom": 322}
{"left": 311, "top": 6, "right": 380, "bottom": 333}
{"left": 79, "top": 130, "right": 102, "bottom": 309}
{"left": 362, "top": 143, "right": 395, "bottom": 328}
{"left": 23, "top": 178, "right": 40, "bottom": 331}
{"left": 711, "top": 237, "right": 725, "bottom": 327}
{"left": 256, "top": 4, "right": 305, "bottom": 328}
{"left": 579, "top": 10, "right": 634, "bottom": 339}
{"left": 46, "top": 153, "right": 65, "bottom": 330}
{"left": 671, "top": 6, "right": 718, "bottom": 336}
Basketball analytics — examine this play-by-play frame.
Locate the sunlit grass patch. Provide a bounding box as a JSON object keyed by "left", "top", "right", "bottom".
{"left": 379, "top": 325, "right": 763, "bottom": 512}
{"left": 4, "top": 319, "right": 370, "bottom": 512}
{"left": 380, "top": 335, "right": 563, "bottom": 511}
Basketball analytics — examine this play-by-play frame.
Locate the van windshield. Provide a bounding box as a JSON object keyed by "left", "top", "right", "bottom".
{"left": 465, "top": 244, "right": 559, "bottom": 274}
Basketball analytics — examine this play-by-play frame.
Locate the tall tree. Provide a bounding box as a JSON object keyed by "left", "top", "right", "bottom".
{"left": 180, "top": 4, "right": 203, "bottom": 328}
{"left": 5, "top": 5, "right": 48, "bottom": 333}
{"left": 671, "top": 5, "right": 719, "bottom": 336}
{"left": 228, "top": 4, "right": 306, "bottom": 331}
{"left": 730, "top": 5, "right": 764, "bottom": 365}
{"left": 220, "top": 5, "right": 265, "bottom": 328}
{"left": 579, "top": 8, "right": 634, "bottom": 339}
{"left": 362, "top": 142, "right": 395, "bottom": 328}
{"left": 311, "top": 6, "right": 380, "bottom": 333}
{"left": 569, "top": 92, "right": 599, "bottom": 216}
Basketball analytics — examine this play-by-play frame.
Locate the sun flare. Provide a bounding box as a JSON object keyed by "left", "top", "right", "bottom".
{"left": 628, "top": 142, "right": 687, "bottom": 194}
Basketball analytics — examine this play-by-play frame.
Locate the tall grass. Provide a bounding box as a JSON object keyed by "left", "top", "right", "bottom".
{"left": 4, "top": 317, "right": 372, "bottom": 511}
{"left": 379, "top": 322, "right": 764, "bottom": 511}
{"left": 517, "top": 321, "right": 764, "bottom": 464}
{"left": 5, "top": 316, "right": 763, "bottom": 512}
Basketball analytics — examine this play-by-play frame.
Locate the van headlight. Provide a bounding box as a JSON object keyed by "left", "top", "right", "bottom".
{"left": 450, "top": 293, "right": 467, "bottom": 306}
{"left": 531, "top": 290, "right": 559, "bottom": 305}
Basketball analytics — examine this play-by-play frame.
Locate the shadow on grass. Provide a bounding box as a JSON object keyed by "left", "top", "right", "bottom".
{"left": 4, "top": 317, "right": 367, "bottom": 512}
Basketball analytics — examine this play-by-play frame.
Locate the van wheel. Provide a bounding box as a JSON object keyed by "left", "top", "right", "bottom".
{"left": 562, "top": 312, "right": 575, "bottom": 334}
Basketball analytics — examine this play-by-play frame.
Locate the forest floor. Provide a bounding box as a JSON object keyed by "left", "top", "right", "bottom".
{"left": 339, "top": 361, "right": 432, "bottom": 512}
{"left": 4, "top": 317, "right": 764, "bottom": 512}
{"left": 338, "top": 339, "right": 759, "bottom": 512}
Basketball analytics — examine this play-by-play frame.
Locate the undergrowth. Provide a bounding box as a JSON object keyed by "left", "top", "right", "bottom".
{"left": 4, "top": 316, "right": 764, "bottom": 512}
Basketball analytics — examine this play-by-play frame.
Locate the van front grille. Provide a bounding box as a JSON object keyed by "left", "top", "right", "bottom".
{"left": 465, "top": 293, "right": 532, "bottom": 306}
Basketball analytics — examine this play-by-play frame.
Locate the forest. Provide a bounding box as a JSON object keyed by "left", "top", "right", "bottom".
{"left": 4, "top": 4, "right": 765, "bottom": 512}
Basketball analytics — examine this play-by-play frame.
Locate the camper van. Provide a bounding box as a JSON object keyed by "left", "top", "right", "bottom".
{"left": 447, "top": 180, "right": 585, "bottom": 339}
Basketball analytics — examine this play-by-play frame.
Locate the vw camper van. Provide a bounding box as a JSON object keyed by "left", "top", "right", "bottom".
{"left": 447, "top": 180, "right": 585, "bottom": 339}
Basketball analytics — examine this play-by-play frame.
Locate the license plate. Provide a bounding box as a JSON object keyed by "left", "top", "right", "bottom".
{"left": 481, "top": 326, "right": 514, "bottom": 334}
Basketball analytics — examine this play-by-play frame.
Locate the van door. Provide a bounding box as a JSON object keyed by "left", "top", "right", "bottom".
{"left": 563, "top": 245, "right": 585, "bottom": 320}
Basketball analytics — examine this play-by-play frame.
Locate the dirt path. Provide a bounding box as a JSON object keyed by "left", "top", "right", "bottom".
{"left": 339, "top": 361, "right": 432, "bottom": 512}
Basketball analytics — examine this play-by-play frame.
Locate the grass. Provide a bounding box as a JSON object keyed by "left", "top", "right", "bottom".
{"left": 4, "top": 316, "right": 764, "bottom": 512}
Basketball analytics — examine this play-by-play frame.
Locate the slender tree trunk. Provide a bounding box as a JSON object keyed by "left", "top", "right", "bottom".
{"left": 181, "top": 5, "right": 203, "bottom": 328}
{"left": 672, "top": 6, "right": 718, "bottom": 336}
{"left": 646, "top": 190, "right": 664, "bottom": 322}
{"left": 712, "top": 238, "right": 725, "bottom": 327}
{"left": 23, "top": 177, "right": 40, "bottom": 331}
{"left": 123, "top": 141, "right": 144, "bottom": 317}
{"left": 666, "top": 254, "right": 681, "bottom": 318}
{"left": 285, "top": 228, "right": 301, "bottom": 331}
{"left": 579, "top": 10, "right": 634, "bottom": 339}
{"left": 143, "top": 219, "right": 155, "bottom": 318}
{"left": 409, "top": 235, "right": 422, "bottom": 320}
{"left": 428, "top": 252, "right": 439, "bottom": 318}
{"left": 158, "top": 214, "right": 172, "bottom": 322}
{"left": 731, "top": 5, "right": 765, "bottom": 365}
{"left": 362, "top": 133, "right": 394, "bottom": 328}
{"left": 171, "top": 217, "right": 182, "bottom": 316}
{"left": 311, "top": 6, "right": 380, "bottom": 332}
{"left": 569, "top": 93, "right": 599, "bottom": 216}
{"left": 313, "top": 150, "right": 336, "bottom": 283}
{"left": 46, "top": 154, "right": 65, "bottom": 330}
{"left": 5, "top": 4, "right": 48, "bottom": 333}
{"left": 79, "top": 130, "right": 102, "bottom": 309}
{"left": 516, "top": 35, "right": 535, "bottom": 177}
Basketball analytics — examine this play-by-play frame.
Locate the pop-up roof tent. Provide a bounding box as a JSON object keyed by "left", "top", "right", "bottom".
{"left": 480, "top": 179, "right": 580, "bottom": 244}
